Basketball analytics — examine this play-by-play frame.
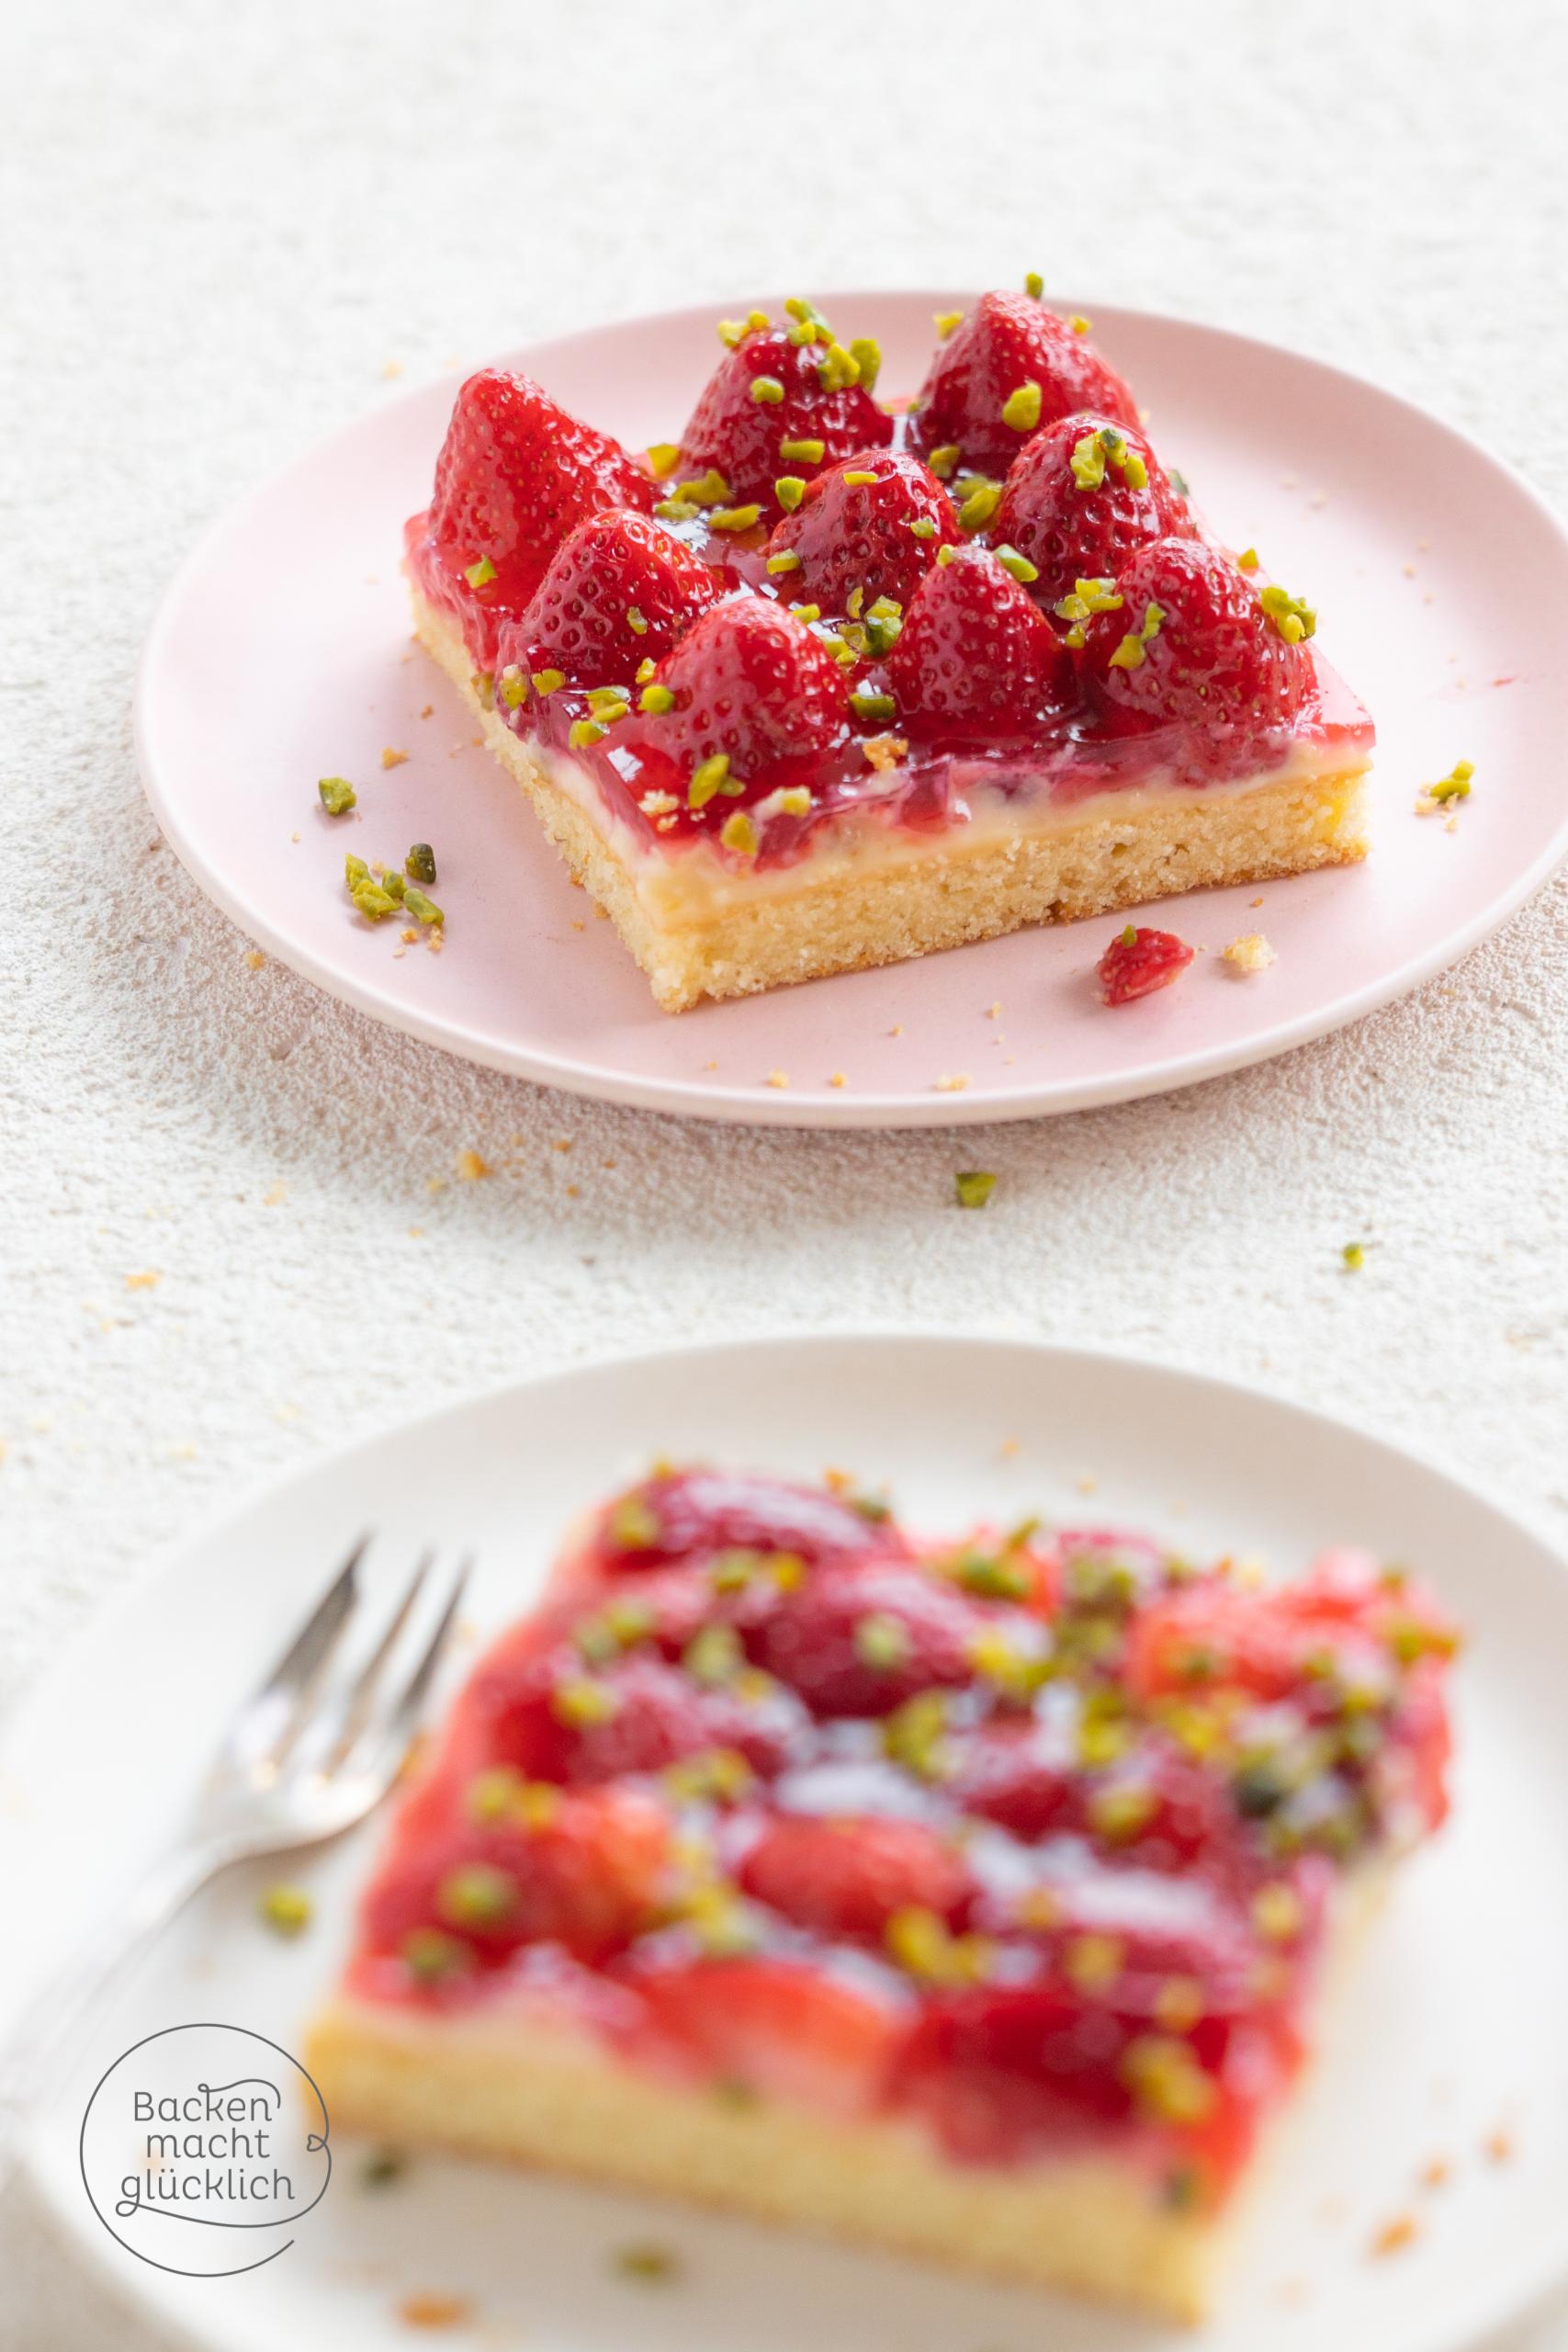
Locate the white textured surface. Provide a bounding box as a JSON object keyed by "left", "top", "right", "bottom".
{"left": 2, "top": 0, "right": 1565, "bottom": 2344}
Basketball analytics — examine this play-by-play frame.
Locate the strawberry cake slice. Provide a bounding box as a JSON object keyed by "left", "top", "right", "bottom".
{"left": 307, "top": 1468, "right": 1456, "bottom": 2321}
{"left": 403, "top": 286, "right": 1372, "bottom": 1011}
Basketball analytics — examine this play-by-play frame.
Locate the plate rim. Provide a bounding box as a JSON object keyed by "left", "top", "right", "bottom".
{"left": 8, "top": 1326, "right": 1568, "bottom": 2352}
{"left": 134, "top": 290, "right": 1568, "bottom": 1129}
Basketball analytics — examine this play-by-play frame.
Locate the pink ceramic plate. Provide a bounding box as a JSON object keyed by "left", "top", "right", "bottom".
{"left": 137, "top": 291, "right": 1568, "bottom": 1127}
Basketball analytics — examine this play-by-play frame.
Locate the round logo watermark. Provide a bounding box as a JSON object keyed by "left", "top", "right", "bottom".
{"left": 79, "top": 2023, "right": 331, "bottom": 2277}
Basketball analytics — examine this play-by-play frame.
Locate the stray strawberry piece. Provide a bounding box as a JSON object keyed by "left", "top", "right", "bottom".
{"left": 762, "top": 451, "right": 958, "bottom": 615}
{"left": 886, "top": 545, "right": 1067, "bottom": 741}
{"left": 1080, "top": 539, "right": 1311, "bottom": 771}
{"left": 632, "top": 1957, "right": 900, "bottom": 2119}
{"left": 993, "top": 414, "right": 1190, "bottom": 606}
{"left": 739, "top": 1813, "right": 975, "bottom": 1942}
{"left": 910, "top": 291, "right": 1138, "bottom": 477}
{"left": 412, "top": 368, "right": 656, "bottom": 666}
{"left": 498, "top": 510, "right": 720, "bottom": 695}
{"left": 1096, "top": 925, "right": 1195, "bottom": 1007}
{"left": 678, "top": 322, "right": 892, "bottom": 508}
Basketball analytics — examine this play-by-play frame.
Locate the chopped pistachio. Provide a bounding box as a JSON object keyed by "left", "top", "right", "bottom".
{"left": 954, "top": 1170, "right": 997, "bottom": 1210}
{"left": 688, "top": 753, "right": 731, "bottom": 808}
{"left": 640, "top": 682, "right": 675, "bottom": 714}
{"left": 532, "top": 668, "right": 566, "bottom": 696}
{"left": 995, "top": 544, "right": 1040, "bottom": 583}
{"left": 678, "top": 467, "right": 732, "bottom": 507}
{"left": 586, "top": 684, "right": 631, "bottom": 713}
{"left": 850, "top": 688, "right": 897, "bottom": 723}
{"left": 552, "top": 1676, "right": 621, "bottom": 1728}
{"left": 647, "top": 441, "right": 681, "bottom": 478}
{"left": 1069, "top": 312, "right": 1092, "bottom": 335}
{"left": 344, "top": 854, "right": 370, "bottom": 888}
{"left": 936, "top": 542, "right": 957, "bottom": 566}
{"left": 464, "top": 555, "right": 497, "bottom": 588}
{"left": 779, "top": 435, "right": 825, "bottom": 464}
{"left": 1024, "top": 269, "right": 1044, "bottom": 299}
{"left": 635, "top": 655, "right": 658, "bottom": 684}
{"left": 683, "top": 1623, "right": 743, "bottom": 1685}
{"left": 842, "top": 469, "right": 879, "bottom": 487}
{"left": 848, "top": 336, "right": 882, "bottom": 392}
{"left": 437, "top": 1863, "right": 516, "bottom": 1928}
{"left": 405, "top": 842, "right": 436, "bottom": 886}
{"left": 318, "top": 775, "right": 356, "bottom": 817}
{"left": 626, "top": 605, "right": 649, "bottom": 637}
{"left": 401, "top": 886, "right": 443, "bottom": 927}
{"left": 401, "top": 1928, "right": 468, "bottom": 1984}
{"left": 1342, "top": 1241, "right": 1366, "bottom": 1271}
{"left": 789, "top": 602, "right": 822, "bottom": 623}
{"left": 1001, "top": 380, "right": 1043, "bottom": 432}
{"left": 378, "top": 864, "right": 406, "bottom": 901}
{"left": 934, "top": 309, "right": 963, "bottom": 339}
{"left": 1422, "top": 759, "right": 1474, "bottom": 807}
{"left": 614, "top": 2242, "right": 681, "bottom": 2284}
{"left": 853, "top": 1611, "right": 912, "bottom": 1670}
{"left": 817, "top": 342, "right": 862, "bottom": 390}
{"left": 716, "top": 317, "right": 747, "bottom": 348}
{"left": 767, "top": 550, "right": 803, "bottom": 574}
{"left": 773, "top": 474, "right": 807, "bottom": 513}
{"left": 958, "top": 481, "right": 1001, "bottom": 532}
{"left": 259, "top": 1883, "right": 312, "bottom": 1937}
{"left": 351, "top": 883, "right": 398, "bottom": 922}
{"left": 610, "top": 1494, "right": 661, "bottom": 1548}
{"left": 360, "top": 2149, "right": 407, "bottom": 2189}
{"left": 1122, "top": 2034, "right": 1216, "bottom": 2125}
{"left": 750, "top": 374, "right": 785, "bottom": 404}
{"left": 720, "top": 810, "right": 758, "bottom": 857}
{"left": 654, "top": 496, "right": 700, "bottom": 522}
{"left": 1258, "top": 582, "right": 1318, "bottom": 642}
{"left": 709, "top": 503, "right": 762, "bottom": 532}
{"left": 927, "top": 443, "right": 961, "bottom": 480}
{"left": 1108, "top": 600, "right": 1165, "bottom": 670}
{"left": 570, "top": 718, "right": 606, "bottom": 750}
{"left": 1236, "top": 546, "right": 1260, "bottom": 571}
{"left": 908, "top": 516, "right": 937, "bottom": 539}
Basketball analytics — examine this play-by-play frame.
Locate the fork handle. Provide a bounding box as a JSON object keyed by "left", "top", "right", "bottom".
{"left": 0, "top": 1839, "right": 224, "bottom": 2199}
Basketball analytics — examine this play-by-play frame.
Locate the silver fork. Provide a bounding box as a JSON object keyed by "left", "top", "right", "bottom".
{"left": 0, "top": 1533, "right": 471, "bottom": 2194}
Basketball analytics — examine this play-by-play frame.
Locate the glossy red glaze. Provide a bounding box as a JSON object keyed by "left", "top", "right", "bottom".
{"left": 343, "top": 1467, "right": 1457, "bottom": 2203}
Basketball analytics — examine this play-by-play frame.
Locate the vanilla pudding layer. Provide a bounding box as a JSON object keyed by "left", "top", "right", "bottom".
{"left": 413, "top": 594, "right": 1371, "bottom": 1014}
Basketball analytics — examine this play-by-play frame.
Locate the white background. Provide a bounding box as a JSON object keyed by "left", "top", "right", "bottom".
{"left": 2, "top": 0, "right": 1565, "bottom": 2342}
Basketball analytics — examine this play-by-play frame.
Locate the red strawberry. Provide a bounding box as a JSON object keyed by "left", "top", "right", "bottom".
{"left": 763, "top": 450, "right": 958, "bottom": 615}
{"left": 1055, "top": 1528, "right": 1199, "bottom": 1616}
{"left": 496, "top": 509, "right": 720, "bottom": 695}
{"left": 630, "top": 1956, "right": 900, "bottom": 2118}
{"left": 1125, "top": 1582, "right": 1391, "bottom": 1706}
{"left": 362, "top": 1784, "right": 671, "bottom": 1970}
{"left": 1079, "top": 539, "right": 1312, "bottom": 768}
{"left": 750, "top": 1558, "right": 1004, "bottom": 1717}
{"left": 950, "top": 1720, "right": 1079, "bottom": 1840}
{"left": 479, "top": 1647, "right": 807, "bottom": 1785}
{"left": 623, "top": 596, "right": 851, "bottom": 808}
{"left": 677, "top": 319, "right": 893, "bottom": 508}
{"left": 1096, "top": 925, "right": 1194, "bottom": 1006}
{"left": 591, "top": 1467, "right": 908, "bottom": 1575}
{"left": 739, "top": 1812, "right": 974, "bottom": 1942}
{"left": 992, "top": 413, "right": 1189, "bottom": 606}
{"left": 910, "top": 293, "right": 1139, "bottom": 478}
{"left": 413, "top": 368, "right": 657, "bottom": 666}
{"left": 884, "top": 545, "right": 1067, "bottom": 740}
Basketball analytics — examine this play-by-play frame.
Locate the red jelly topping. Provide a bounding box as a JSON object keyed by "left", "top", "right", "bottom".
{"left": 403, "top": 291, "right": 1374, "bottom": 878}
{"left": 344, "top": 1468, "right": 1458, "bottom": 2209}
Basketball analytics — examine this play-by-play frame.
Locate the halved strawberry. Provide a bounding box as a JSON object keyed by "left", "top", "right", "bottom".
{"left": 479, "top": 1646, "right": 807, "bottom": 1785}
{"left": 362, "top": 1784, "right": 671, "bottom": 1970}
{"left": 910, "top": 293, "right": 1139, "bottom": 479}
{"left": 589, "top": 1465, "right": 906, "bottom": 1577}
{"left": 992, "top": 413, "right": 1189, "bottom": 607}
{"left": 884, "top": 545, "right": 1067, "bottom": 741}
{"left": 1126, "top": 1581, "right": 1391, "bottom": 1706}
{"left": 762, "top": 449, "right": 957, "bottom": 615}
{"left": 1079, "top": 538, "right": 1311, "bottom": 768}
{"left": 619, "top": 596, "right": 851, "bottom": 811}
{"left": 950, "top": 1719, "right": 1080, "bottom": 1840}
{"left": 496, "top": 509, "right": 720, "bottom": 696}
{"left": 677, "top": 317, "right": 893, "bottom": 509}
{"left": 413, "top": 368, "right": 657, "bottom": 666}
{"left": 739, "top": 1811, "right": 975, "bottom": 1941}
{"left": 628, "top": 1956, "right": 900, "bottom": 2118}
{"left": 750, "top": 1558, "right": 1006, "bottom": 1717}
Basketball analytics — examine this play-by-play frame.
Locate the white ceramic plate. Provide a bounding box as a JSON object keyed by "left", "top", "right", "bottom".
{"left": 4, "top": 1335, "right": 1566, "bottom": 2352}
{"left": 135, "top": 292, "right": 1568, "bottom": 1125}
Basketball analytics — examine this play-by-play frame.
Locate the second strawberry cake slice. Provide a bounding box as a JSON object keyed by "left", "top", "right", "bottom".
{"left": 404, "top": 286, "right": 1372, "bottom": 1010}
{"left": 308, "top": 1466, "right": 1455, "bottom": 2320}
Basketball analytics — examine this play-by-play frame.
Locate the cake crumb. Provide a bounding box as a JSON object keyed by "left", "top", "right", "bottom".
{"left": 408, "top": 1226, "right": 423, "bottom": 1238}
{"left": 861, "top": 732, "right": 909, "bottom": 773}
{"left": 765, "top": 1069, "right": 791, "bottom": 1090}
{"left": 571, "top": 920, "right": 585, "bottom": 933}
{"left": 933, "top": 1073, "right": 970, "bottom": 1092}
{"left": 263, "top": 1182, "right": 288, "bottom": 1208}
{"left": 1370, "top": 2213, "right": 1419, "bottom": 2258}
{"left": 381, "top": 746, "right": 410, "bottom": 769}
{"left": 456, "top": 1150, "right": 491, "bottom": 1182}
{"left": 1223, "top": 933, "right": 1277, "bottom": 974}
{"left": 823, "top": 1467, "right": 855, "bottom": 1495}
{"left": 396, "top": 2291, "right": 472, "bottom": 2329}
{"left": 125, "top": 1270, "right": 162, "bottom": 1292}
{"left": 1076, "top": 1472, "right": 1098, "bottom": 1495}
{"left": 829, "top": 1072, "right": 847, "bottom": 1088}
{"left": 1418, "top": 2155, "right": 1451, "bottom": 2188}
{"left": 420, "top": 704, "right": 434, "bottom": 718}
{"left": 999, "top": 1436, "right": 1020, "bottom": 1458}
{"left": 381, "top": 358, "right": 404, "bottom": 379}
{"left": 245, "top": 949, "right": 265, "bottom": 970}
{"left": 888, "top": 1023, "right": 903, "bottom": 1036}
{"left": 1483, "top": 2125, "right": 1515, "bottom": 2164}
{"left": 553, "top": 1136, "right": 573, "bottom": 1153}
{"left": 986, "top": 1001, "right": 1002, "bottom": 1018}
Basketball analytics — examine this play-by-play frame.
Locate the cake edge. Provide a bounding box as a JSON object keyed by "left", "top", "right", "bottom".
{"left": 412, "top": 587, "right": 1371, "bottom": 1014}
